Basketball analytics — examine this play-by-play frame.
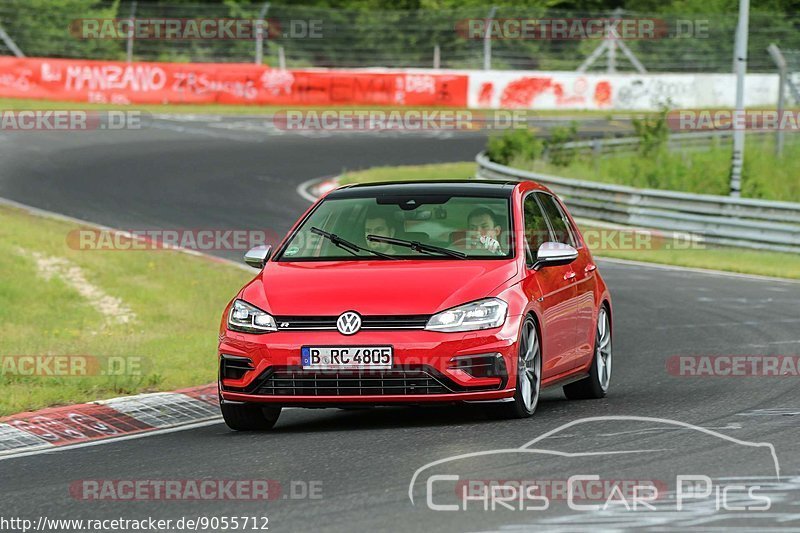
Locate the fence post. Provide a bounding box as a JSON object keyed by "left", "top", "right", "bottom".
{"left": 0, "top": 19, "right": 24, "bottom": 57}
{"left": 483, "top": 6, "right": 496, "bottom": 70}
{"left": 592, "top": 139, "right": 602, "bottom": 173}
{"left": 126, "top": 1, "right": 137, "bottom": 63}
{"left": 433, "top": 44, "right": 440, "bottom": 69}
{"left": 255, "top": 2, "right": 271, "bottom": 65}
{"left": 607, "top": 34, "right": 617, "bottom": 73}
{"left": 729, "top": 0, "right": 750, "bottom": 197}
{"left": 767, "top": 44, "right": 787, "bottom": 157}
{"left": 278, "top": 45, "right": 286, "bottom": 70}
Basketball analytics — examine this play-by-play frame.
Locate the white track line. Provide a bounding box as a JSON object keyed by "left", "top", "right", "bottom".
{"left": 296, "top": 176, "right": 321, "bottom": 203}
{"left": 296, "top": 174, "right": 340, "bottom": 203}
{"left": 0, "top": 418, "right": 223, "bottom": 463}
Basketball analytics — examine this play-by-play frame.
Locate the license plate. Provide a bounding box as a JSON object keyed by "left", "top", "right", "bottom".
{"left": 301, "top": 346, "right": 393, "bottom": 369}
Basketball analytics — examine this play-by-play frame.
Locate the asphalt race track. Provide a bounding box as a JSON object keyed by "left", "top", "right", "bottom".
{"left": 1, "top": 117, "right": 800, "bottom": 531}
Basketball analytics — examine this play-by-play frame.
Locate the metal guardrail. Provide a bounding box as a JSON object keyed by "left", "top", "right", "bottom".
{"left": 548, "top": 130, "right": 795, "bottom": 159}
{"left": 475, "top": 151, "right": 800, "bottom": 253}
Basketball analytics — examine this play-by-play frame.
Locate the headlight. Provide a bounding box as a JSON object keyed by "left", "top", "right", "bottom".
{"left": 227, "top": 299, "right": 277, "bottom": 334}
{"left": 425, "top": 298, "right": 508, "bottom": 332}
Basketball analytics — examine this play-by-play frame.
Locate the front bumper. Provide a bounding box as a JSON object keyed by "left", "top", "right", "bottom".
{"left": 218, "top": 321, "right": 520, "bottom": 406}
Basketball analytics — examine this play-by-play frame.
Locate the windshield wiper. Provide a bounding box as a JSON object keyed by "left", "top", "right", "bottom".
{"left": 366, "top": 235, "right": 467, "bottom": 259}
{"left": 310, "top": 227, "right": 397, "bottom": 260}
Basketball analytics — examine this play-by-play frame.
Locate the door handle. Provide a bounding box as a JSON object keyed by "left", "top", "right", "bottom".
{"left": 585, "top": 263, "right": 597, "bottom": 273}
{"left": 564, "top": 271, "right": 576, "bottom": 281}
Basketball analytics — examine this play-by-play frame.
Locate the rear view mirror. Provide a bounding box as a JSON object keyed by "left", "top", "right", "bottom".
{"left": 244, "top": 245, "right": 272, "bottom": 269}
{"left": 532, "top": 242, "right": 578, "bottom": 270}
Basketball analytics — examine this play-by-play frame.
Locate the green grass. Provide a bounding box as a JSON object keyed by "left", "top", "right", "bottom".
{"left": 0, "top": 97, "right": 646, "bottom": 118}
{"left": 579, "top": 225, "right": 800, "bottom": 279}
{"left": 340, "top": 162, "right": 477, "bottom": 185}
{"left": 0, "top": 205, "right": 252, "bottom": 416}
{"left": 340, "top": 163, "right": 800, "bottom": 280}
{"left": 0, "top": 97, "right": 471, "bottom": 115}
{"left": 512, "top": 135, "right": 800, "bottom": 203}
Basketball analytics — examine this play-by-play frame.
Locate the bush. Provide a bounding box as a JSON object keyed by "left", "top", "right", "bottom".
{"left": 544, "top": 121, "right": 579, "bottom": 167}
{"left": 631, "top": 106, "right": 671, "bottom": 157}
{"left": 486, "top": 128, "right": 543, "bottom": 166}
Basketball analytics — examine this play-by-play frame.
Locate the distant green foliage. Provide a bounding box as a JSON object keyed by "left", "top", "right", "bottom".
{"left": 0, "top": 0, "right": 122, "bottom": 59}
{"left": 486, "top": 129, "right": 543, "bottom": 166}
{"left": 544, "top": 121, "right": 579, "bottom": 167}
{"left": 0, "top": 1, "right": 797, "bottom": 71}
{"left": 631, "top": 107, "right": 670, "bottom": 157}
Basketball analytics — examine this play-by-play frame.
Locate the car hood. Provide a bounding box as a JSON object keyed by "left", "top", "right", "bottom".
{"left": 241, "top": 259, "right": 519, "bottom": 316}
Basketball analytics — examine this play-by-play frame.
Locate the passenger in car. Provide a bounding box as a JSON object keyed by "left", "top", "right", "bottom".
{"left": 466, "top": 207, "right": 504, "bottom": 255}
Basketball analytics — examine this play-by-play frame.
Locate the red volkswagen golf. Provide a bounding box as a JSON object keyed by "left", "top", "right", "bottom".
{"left": 218, "top": 180, "right": 612, "bottom": 430}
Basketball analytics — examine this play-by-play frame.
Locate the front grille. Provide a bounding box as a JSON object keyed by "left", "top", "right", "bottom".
{"left": 273, "top": 315, "right": 429, "bottom": 331}
{"left": 254, "top": 368, "right": 451, "bottom": 396}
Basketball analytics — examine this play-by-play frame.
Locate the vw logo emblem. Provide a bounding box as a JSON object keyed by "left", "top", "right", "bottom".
{"left": 336, "top": 311, "right": 362, "bottom": 335}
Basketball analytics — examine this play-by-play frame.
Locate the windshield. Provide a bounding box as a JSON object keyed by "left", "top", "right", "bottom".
{"left": 276, "top": 194, "right": 513, "bottom": 261}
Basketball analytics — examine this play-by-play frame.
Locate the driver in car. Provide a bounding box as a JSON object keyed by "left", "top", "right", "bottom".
{"left": 466, "top": 207, "right": 504, "bottom": 255}
{"left": 364, "top": 209, "right": 398, "bottom": 255}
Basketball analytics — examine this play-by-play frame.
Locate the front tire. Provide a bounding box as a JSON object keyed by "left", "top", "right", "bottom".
{"left": 564, "top": 305, "right": 612, "bottom": 400}
{"left": 221, "top": 402, "right": 281, "bottom": 431}
{"left": 497, "top": 317, "right": 541, "bottom": 419}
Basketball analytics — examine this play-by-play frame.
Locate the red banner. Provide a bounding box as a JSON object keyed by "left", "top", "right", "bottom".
{"left": 0, "top": 57, "right": 468, "bottom": 107}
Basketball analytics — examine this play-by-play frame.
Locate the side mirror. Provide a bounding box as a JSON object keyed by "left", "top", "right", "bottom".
{"left": 244, "top": 245, "right": 272, "bottom": 269}
{"left": 532, "top": 242, "right": 578, "bottom": 270}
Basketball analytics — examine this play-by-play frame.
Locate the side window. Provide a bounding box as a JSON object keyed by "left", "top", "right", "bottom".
{"left": 523, "top": 194, "right": 552, "bottom": 265}
{"left": 537, "top": 193, "right": 575, "bottom": 246}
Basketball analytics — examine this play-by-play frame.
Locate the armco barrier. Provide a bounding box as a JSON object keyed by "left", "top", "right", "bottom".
{"left": 547, "top": 130, "right": 800, "bottom": 160}
{"left": 475, "top": 151, "right": 800, "bottom": 253}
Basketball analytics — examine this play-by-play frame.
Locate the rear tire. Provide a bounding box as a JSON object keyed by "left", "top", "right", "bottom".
{"left": 564, "top": 305, "right": 612, "bottom": 400}
{"left": 221, "top": 403, "right": 281, "bottom": 431}
{"left": 496, "top": 317, "right": 541, "bottom": 419}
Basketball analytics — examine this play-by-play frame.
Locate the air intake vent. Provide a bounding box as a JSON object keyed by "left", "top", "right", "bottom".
{"left": 220, "top": 355, "right": 254, "bottom": 380}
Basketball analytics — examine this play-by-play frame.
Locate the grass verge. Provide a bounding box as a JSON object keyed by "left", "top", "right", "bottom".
{"left": 340, "top": 162, "right": 476, "bottom": 185}
{"left": 340, "top": 163, "right": 800, "bottom": 280}
{"left": 0, "top": 97, "right": 642, "bottom": 118}
{"left": 0, "top": 205, "right": 252, "bottom": 416}
{"left": 509, "top": 134, "right": 800, "bottom": 203}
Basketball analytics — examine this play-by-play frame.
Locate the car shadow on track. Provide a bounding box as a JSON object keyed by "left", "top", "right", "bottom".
{"left": 221, "top": 394, "right": 570, "bottom": 435}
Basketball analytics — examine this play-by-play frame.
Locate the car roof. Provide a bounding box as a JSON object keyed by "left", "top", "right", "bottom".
{"left": 326, "top": 180, "right": 519, "bottom": 199}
